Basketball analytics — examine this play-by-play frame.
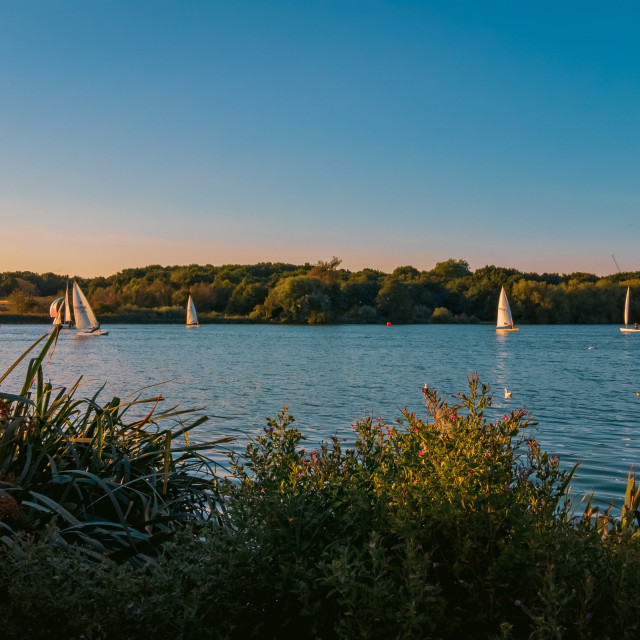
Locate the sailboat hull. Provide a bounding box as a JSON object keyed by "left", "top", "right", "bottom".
{"left": 75, "top": 329, "right": 109, "bottom": 337}
{"left": 496, "top": 328, "right": 519, "bottom": 333}
{"left": 620, "top": 328, "right": 640, "bottom": 333}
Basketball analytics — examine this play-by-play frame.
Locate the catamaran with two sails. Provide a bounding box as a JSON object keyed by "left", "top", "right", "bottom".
{"left": 496, "top": 286, "right": 518, "bottom": 333}
{"left": 620, "top": 287, "right": 640, "bottom": 333}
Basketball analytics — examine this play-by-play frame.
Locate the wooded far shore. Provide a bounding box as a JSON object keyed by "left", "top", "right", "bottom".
{"left": 1, "top": 258, "right": 638, "bottom": 325}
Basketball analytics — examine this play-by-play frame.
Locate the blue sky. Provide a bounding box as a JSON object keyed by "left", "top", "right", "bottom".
{"left": 1, "top": 1, "right": 639, "bottom": 276}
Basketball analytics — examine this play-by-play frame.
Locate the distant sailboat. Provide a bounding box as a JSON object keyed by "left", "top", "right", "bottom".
{"left": 496, "top": 286, "right": 519, "bottom": 333}
{"left": 72, "top": 281, "right": 108, "bottom": 337}
{"left": 186, "top": 295, "right": 200, "bottom": 328}
{"left": 620, "top": 287, "right": 640, "bottom": 333}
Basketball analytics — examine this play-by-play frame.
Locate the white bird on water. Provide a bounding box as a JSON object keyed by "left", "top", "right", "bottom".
{"left": 504, "top": 388, "right": 512, "bottom": 398}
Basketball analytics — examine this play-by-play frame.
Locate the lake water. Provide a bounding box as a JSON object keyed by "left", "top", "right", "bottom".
{"left": 1, "top": 324, "right": 639, "bottom": 509}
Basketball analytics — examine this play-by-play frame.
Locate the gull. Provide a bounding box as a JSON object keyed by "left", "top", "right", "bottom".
{"left": 504, "top": 388, "right": 512, "bottom": 398}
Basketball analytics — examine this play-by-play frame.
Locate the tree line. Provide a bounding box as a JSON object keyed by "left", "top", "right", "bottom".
{"left": 1, "top": 258, "right": 639, "bottom": 324}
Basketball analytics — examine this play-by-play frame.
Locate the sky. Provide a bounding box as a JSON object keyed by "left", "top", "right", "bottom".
{"left": 1, "top": 1, "right": 639, "bottom": 277}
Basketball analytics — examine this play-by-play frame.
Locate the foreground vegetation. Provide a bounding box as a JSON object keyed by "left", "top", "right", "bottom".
{"left": 2, "top": 257, "right": 640, "bottom": 324}
{"left": 1, "top": 334, "right": 640, "bottom": 638}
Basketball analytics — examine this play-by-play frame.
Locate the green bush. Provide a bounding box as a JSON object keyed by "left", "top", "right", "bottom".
{"left": 431, "top": 306, "right": 453, "bottom": 323}
{"left": 218, "top": 375, "right": 640, "bottom": 639}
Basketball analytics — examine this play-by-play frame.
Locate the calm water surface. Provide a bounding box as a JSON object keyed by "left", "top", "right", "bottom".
{"left": 1, "top": 324, "right": 638, "bottom": 507}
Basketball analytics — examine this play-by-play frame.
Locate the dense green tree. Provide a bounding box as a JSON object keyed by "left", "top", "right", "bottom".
{"left": 256, "top": 276, "right": 332, "bottom": 324}
{"left": 376, "top": 276, "right": 414, "bottom": 322}
{"left": 308, "top": 256, "right": 342, "bottom": 283}
{"left": 430, "top": 258, "right": 472, "bottom": 281}
{"left": 226, "top": 279, "right": 269, "bottom": 315}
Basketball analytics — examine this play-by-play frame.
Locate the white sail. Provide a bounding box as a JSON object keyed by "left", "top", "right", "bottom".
{"left": 496, "top": 286, "right": 515, "bottom": 330}
{"left": 64, "top": 283, "right": 72, "bottom": 324}
{"left": 49, "top": 297, "right": 63, "bottom": 318}
{"left": 50, "top": 297, "right": 64, "bottom": 325}
{"left": 186, "top": 295, "right": 199, "bottom": 326}
{"left": 624, "top": 287, "right": 630, "bottom": 327}
{"left": 72, "top": 281, "right": 99, "bottom": 331}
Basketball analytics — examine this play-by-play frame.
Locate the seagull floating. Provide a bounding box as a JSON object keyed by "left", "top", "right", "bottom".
{"left": 504, "top": 388, "right": 512, "bottom": 398}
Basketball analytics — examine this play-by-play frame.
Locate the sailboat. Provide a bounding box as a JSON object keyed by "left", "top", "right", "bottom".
{"left": 620, "top": 287, "right": 640, "bottom": 333}
{"left": 49, "top": 283, "right": 75, "bottom": 329}
{"left": 186, "top": 295, "right": 200, "bottom": 328}
{"left": 496, "top": 286, "right": 519, "bottom": 333}
{"left": 72, "top": 281, "right": 108, "bottom": 337}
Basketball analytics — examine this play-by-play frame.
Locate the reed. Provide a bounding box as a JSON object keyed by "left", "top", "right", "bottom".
{"left": 0, "top": 326, "right": 232, "bottom": 563}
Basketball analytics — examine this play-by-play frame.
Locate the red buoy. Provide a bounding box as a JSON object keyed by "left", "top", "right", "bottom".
{"left": 387, "top": 322, "right": 392, "bottom": 326}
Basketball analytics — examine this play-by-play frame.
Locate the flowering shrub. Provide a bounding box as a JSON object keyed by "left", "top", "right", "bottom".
{"left": 219, "top": 374, "right": 639, "bottom": 639}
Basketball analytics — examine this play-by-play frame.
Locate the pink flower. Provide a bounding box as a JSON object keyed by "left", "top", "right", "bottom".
{"left": 432, "top": 562, "right": 439, "bottom": 568}
{"left": 503, "top": 414, "right": 508, "bottom": 420}
{"left": 514, "top": 599, "right": 521, "bottom": 606}
{"left": 418, "top": 450, "right": 424, "bottom": 457}
{"left": 417, "top": 544, "right": 423, "bottom": 550}
{"left": 260, "top": 488, "right": 265, "bottom": 493}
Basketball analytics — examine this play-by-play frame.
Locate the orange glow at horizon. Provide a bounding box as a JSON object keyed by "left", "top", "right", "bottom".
{"left": 0, "top": 221, "right": 621, "bottom": 278}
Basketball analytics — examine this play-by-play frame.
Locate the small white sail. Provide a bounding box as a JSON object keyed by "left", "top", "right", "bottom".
{"left": 72, "top": 281, "right": 99, "bottom": 331}
{"left": 64, "top": 283, "right": 72, "bottom": 324}
{"left": 624, "top": 287, "right": 630, "bottom": 327}
{"left": 496, "top": 287, "right": 514, "bottom": 329}
{"left": 496, "top": 286, "right": 518, "bottom": 332}
{"left": 620, "top": 287, "right": 639, "bottom": 333}
{"left": 49, "top": 297, "right": 64, "bottom": 318}
{"left": 186, "top": 295, "right": 199, "bottom": 327}
{"left": 50, "top": 297, "right": 64, "bottom": 325}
